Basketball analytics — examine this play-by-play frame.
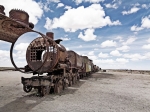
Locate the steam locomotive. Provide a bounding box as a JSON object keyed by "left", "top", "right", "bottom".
{"left": 0, "top": 5, "right": 100, "bottom": 96}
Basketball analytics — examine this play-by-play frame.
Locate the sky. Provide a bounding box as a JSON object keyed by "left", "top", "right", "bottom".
{"left": 0, "top": 0, "right": 150, "bottom": 70}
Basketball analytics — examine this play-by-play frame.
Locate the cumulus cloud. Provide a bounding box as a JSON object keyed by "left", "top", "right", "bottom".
{"left": 14, "top": 43, "right": 29, "bottom": 51}
{"left": 115, "top": 36, "right": 124, "bottom": 42}
{"left": 105, "top": 4, "right": 118, "bottom": 9}
{"left": 87, "top": 51, "right": 98, "bottom": 60}
{"left": 98, "top": 52, "right": 109, "bottom": 58}
{"left": 1, "top": 0, "right": 43, "bottom": 24}
{"left": 56, "top": 3, "right": 64, "bottom": 8}
{"left": 78, "top": 29, "right": 96, "bottom": 41}
{"left": 101, "top": 40, "right": 117, "bottom": 48}
{"left": 14, "top": 43, "right": 29, "bottom": 60}
{"left": 88, "top": 51, "right": 94, "bottom": 55}
{"left": 116, "top": 45, "right": 130, "bottom": 52}
{"left": 123, "top": 53, "right": 145, "bottom": 61}
{"left": 130, "top": 25, "right": 143, "bottom": 31}
{"left": 110, "top": 50, "right": 122, "bottom": 56}
{"left": 44, "top": 4, "right": 121, "bottom": 32}
{"left": 46, "top": 0, "right": 60, "bottom": 3}
{"left": 74, "top": 0, "right": 104, "bottom": 4}
{"left": 116, "top": 58, "right": 128, "bottom": 64}
{"left": 96, "top": 59, "right": 115, "bottom": 64}
{"left": 142, "top": 4, "right": 150, "bottom": 9}
{"left": 64, "top": 6, "right": 72, "bottom": 10}
{"left": 142, "top": 44, "right": 150, "bottom": 49}
{"left": 0, "top": 50, "right": 9, "bottom": 58}
{"left": 147, "top": 38, "right": 150, "bottom": 43}
{"left": 60, "top": 37, "right": 71, "bottom": 41}
{"left": 104, "top": 0, "right": 121, "bottom": 9}
{"left": 131, "top": 16, "right": 150, "bottom": 31}
{"left": 122, "top": 37, "right": 136, "bottom": 45}
{"left": 122, "top": 6, "right": 140, "bottom": 15}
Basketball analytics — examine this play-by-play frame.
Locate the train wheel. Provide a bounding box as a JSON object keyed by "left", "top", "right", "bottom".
{"left": 41, "top": 86, "right": 50, "bottom": 96}
{"left": 54, "top": 81, "right": 63, "bottom": 94}
{"left": 23, "top": 85, "right": 32, "bottom": 93}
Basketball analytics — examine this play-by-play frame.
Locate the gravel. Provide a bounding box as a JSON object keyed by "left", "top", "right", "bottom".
{"left": 0, "top": 71, "right": 150, "bottom": 112}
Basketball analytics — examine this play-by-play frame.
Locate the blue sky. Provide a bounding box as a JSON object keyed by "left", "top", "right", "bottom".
{"left": 1, "top": 0, "right": 150, "bottom": 70}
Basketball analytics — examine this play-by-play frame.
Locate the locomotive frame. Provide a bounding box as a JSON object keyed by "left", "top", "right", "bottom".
{"left": 0, "top": 5, "right": 100, "bottom": 96}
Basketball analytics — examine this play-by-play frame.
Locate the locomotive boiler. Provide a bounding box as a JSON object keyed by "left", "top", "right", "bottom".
{"left": 0, "top": 5, "right": 100, "bottom": 96}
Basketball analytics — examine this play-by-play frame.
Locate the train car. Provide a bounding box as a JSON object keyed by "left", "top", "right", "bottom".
{"left": 0, "top": 5, "right": 100, "bottom": 96}
{"left": 82, "top": 56, "right": 92, "bottom": 76}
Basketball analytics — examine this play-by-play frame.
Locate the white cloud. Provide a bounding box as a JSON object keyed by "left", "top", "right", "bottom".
{"left": 64, "top": 6, "right": 72, "bottom": 10}
{"left": 14, "top": 43, "right": 29, "bottom": 51}
{"left": 142, "top": 4, "right": 150, "bottom": 9}
{"left": 98, "top": 52, "right": 109, "bottom": 58}
{"left": 117, "top": 45, "right": 130, "bottom": 52}
{"left": 123, "top": 53, "right": 145, "bottom": 61}
{"left": 44, "top": 17, "right": 52, "bottom": 30}
{"left": 66, "top": 47, "right": 69, "bottom": 50}
{"left": 88, "top": 51, "right": 94, "bottom": 55}
{"left": 95, "top": 59, "right": 115, "bottom": 64}
{"left": 60, "top": 37, "right": 71, "bottom": 41}
{"left": 79, "top": 45, "right": 83, "bottom": 48}
{"left": 78, "top": 29, "right": 96, "bottom": 41}
{"left": 130, "top": 25, "right": 143, "bottom": 31}
{"left": 101, "top": 40, "right": 117, "bottom": 48}
{"left": 147, "top": 38, "right": 150, "bottom": 43}
{"left": 110, "top": 50, "right": 122, "bottom": 56}
{"left": 122, "top": 37, "right": 136, "bottom": 45}
{"left": 44, "top": 4, "right": 121, "bottom": 32}
{"left": 94, "top": 48, "right": 99, "bottom": 50}
{"left": 47, "top": 0, "right": 60, "bottom": 3}
{"left": 0, "top": 50, "right": 9, "bottom": 58}
{"left": 1, "top": 0, "right": 43, "bottom": 24}
{"left": 14, "top": 43, "right": 29, "bottom": 60}
{"left": 142, "top": 44, "right": 150, "bottom": 49}
{"left": 131, "top": 16, "right": 150, "bottom": 31}
{"left": 104, "top": 0, "right": 122, "bottom": 10}
{"left": 144, "top": 52, "right": 150, "bottom": 59}
{"left": 74, "top": 0, "right": 104, "bottom": 4}
{"left": 116, "top": 58, "right": 128, "bottom": 64}
{"left": 122, "top": 6, "right": 140, "bottom": 15}
{"left": 57, "top": 3, "right": 64, "bottom": 8}
{"left": 115, "top": 36, "right": 124, "bottom": 42}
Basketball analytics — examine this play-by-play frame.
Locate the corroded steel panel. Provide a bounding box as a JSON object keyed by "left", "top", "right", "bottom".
{"left": 0, "top": 13, "right": 31, "bottom": 43}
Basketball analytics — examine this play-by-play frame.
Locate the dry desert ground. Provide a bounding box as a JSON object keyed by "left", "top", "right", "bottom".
{"left": 0, "top": 70, "right": 150, "bottom": 112}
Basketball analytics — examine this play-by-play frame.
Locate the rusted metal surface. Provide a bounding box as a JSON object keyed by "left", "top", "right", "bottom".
{"left": 26, "top": 37, "right": 60, "bottom": 73}
{"left": 0, "top": 5, "right": 5, "bottom": 15}
{"left": 0, "top": 5, "right": 100, "bottom": 96}
{"left": 0, "top": 8, "right": 33, "bottom": 43}
{"left": 9, "top": 9, "right": 29, "bottom": 27}
{"left": 67, "top": 50, "right": 82, "bottom": 68}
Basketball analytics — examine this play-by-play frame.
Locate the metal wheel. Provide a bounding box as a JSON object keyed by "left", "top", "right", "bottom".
{"left": 41, "top": 86, "right": 50, "bottom": 96}
{"left": 54, "top": 80, "right": 63, "bottom": 94}
{"left": 23, "top": 85, "right": 32, "bottom": 93}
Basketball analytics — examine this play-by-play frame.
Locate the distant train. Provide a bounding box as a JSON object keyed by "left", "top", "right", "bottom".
{"left": 0, "top": 5, "right": 100, "bottom": 96}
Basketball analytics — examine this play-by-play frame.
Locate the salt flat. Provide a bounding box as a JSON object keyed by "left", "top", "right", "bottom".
{"left": 0, "top": 71, "right": 150, "bottom": 112}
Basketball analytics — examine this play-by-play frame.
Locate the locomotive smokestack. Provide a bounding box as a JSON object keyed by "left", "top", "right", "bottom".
{"left": 46, "top": 32, "right": 54, "bottom": 40}
{"left": 9, "top": 9, "right": 29, "bottom": 27}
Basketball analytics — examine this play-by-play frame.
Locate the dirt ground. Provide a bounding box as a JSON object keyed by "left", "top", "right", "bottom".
{"left": 0, "top": 71, "right": 150, "bottom": 112}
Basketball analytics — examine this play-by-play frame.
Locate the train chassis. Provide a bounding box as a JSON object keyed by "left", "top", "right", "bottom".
{"left": 21, "top": 68, "right": 79, "bottom": 96}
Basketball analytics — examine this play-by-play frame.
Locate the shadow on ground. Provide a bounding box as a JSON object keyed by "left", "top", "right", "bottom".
{"left": 91, "top": 72, "right": 115, "bottom": 80}
{"left": 0, "top": 80, "right": 85, "bottom": 112}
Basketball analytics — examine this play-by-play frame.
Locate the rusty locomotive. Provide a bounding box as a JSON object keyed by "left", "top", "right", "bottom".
{"left": 0, "top": 5, "right": 100, "bottom": 96}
